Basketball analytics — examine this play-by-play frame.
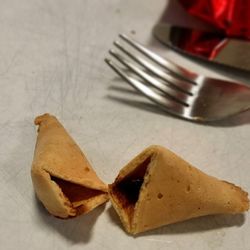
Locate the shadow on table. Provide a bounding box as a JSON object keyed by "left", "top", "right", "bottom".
{"left": 106, "top": 94, "right": 168, "bottom": 117}
{"left": 108, "top": 85, "right": 142, "bottom": 97}
{"left": 34, "top": 195, "right": 105, "bottom": 244}
{"left": 208, "top": 110, "right": 250, "bottom": 127}
{"left": 138, "top": 213, "right": 245, "bottom": 238}
{"left": 107, "top": 205, "right": 131, "bottom": 236}
{"left": 107, "top": 205, "right": 246, "bottom": 237}
{"left": 106, "top": 86, "right": 250, "bottom": 126}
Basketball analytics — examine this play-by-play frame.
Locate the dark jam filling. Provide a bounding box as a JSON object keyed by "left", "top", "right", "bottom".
{"left": 116, "top": 178, "right": 144, "bottom": 204}
{"left": 112, "top": 157, "right": 151, "bottom": 219}
{"left": 51, "top": 176, "right": 105, "bottom": 206}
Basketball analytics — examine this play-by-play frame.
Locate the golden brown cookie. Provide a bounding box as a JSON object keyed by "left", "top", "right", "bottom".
{"left": 31, "top": 113, "right": 109, "bottom": 218}
{"left": 109, "top": 145, "right": 249, "bottom": 234}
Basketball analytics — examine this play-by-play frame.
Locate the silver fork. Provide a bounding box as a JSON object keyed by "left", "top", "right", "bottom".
{"left": 105, "top": 34, "right": 250, "bottom": 122}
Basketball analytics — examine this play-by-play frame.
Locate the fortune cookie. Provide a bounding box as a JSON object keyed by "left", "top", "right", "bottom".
{"left": 109, "top": 145, "right": 249, "bottom": 234}
{"left": 31, "top": 114, "right": 109, "bottom": 218}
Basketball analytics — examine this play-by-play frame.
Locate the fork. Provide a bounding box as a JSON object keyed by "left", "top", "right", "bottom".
{"left": 105, "top": 34, "right": 250, "bottom": 122}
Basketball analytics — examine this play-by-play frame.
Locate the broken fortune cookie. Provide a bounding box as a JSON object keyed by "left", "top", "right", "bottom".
{"left": 31, "top": 113, "right": 109, "bottom": 218}
{"left": 109, "top": 145, "right": 249, "bottom": 234}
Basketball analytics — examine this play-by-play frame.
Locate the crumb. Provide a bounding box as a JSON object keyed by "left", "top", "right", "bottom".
{"left": 130, "top": 30, "right": 136, "bottom": 35}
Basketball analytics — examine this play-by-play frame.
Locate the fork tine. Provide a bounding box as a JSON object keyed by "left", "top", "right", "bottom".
{"left": 109, "top": 50, "right": 189, "bottom": 106}
{"left": 114, "top": 41, "right": 196, "bottom": 94}
{"left": 105, "top": 58, "right": 185, "bottom": 115}
{"left": 119, "top": 34, "right": 195, "bottom": 82}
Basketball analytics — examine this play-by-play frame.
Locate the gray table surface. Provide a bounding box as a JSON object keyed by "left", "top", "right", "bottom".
{"left": 0, "top": 0, "right": 249, "bottom": 249}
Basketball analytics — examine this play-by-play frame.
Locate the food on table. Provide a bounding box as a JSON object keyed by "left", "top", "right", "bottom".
{"left": 109, "top": 145, "right": 249, "bottom": 234}
{"left": 31, "top": 113, "right": 109, "bottom": 218}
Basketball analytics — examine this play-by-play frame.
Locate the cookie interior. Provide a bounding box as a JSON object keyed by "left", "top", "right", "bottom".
{"left": 51, "top": 176, "right": 106, "bottom": 214}
{"left": 110, "top": 156, "right": 152, "bottom": 222}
